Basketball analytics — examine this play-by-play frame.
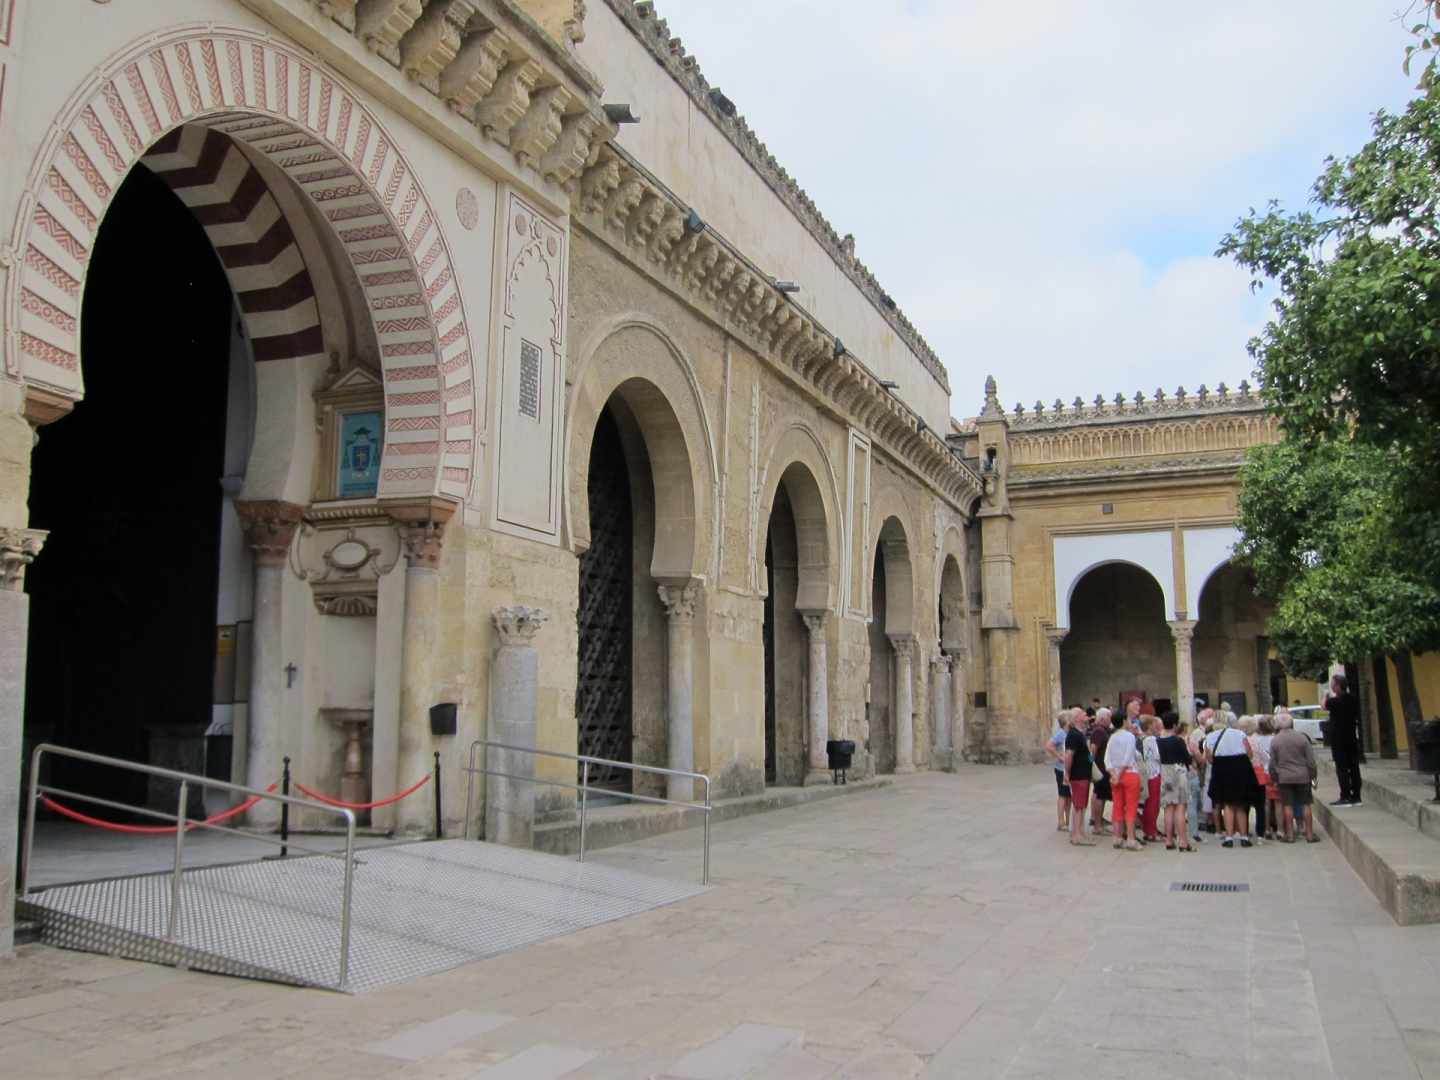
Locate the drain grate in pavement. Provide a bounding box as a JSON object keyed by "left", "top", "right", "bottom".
{"left": 1169, "top": 881, "right": 1249, "bottom": 893}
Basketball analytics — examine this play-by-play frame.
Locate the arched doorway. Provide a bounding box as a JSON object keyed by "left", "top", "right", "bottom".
{"left": 24, "top": 163, "right": 246, "bottom": 810}
{"left": 1060, "top": 563, "right": 1172, "bottom": 712}
{"left": 937, "top": 553, "right": 965, "bottom": 761}
{"left": 1193, "top": 562, "right": 1269, "bottom": 715}
{"left": 760, "top": 461, "right": 831, "bottom": 786}
{"left": 868, "top": 516, "right": 915, "bottom": 774}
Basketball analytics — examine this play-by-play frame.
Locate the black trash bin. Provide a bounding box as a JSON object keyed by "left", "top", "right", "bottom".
{"left": 826, "top": 739, "right": 855, "bottom": 785}
{"left": 1412, "top": 719, "right": 1440, "bottom": 801}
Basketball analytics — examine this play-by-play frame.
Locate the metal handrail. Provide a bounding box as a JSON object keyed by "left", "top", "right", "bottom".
{"left": 22, "top": 743, "right": 359, "bottom": 991}
{"left": 463, "top": 738, "right": 712, "bottom": 884}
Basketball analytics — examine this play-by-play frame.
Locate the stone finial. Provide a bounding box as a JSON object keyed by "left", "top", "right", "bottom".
{"left": 1033, "top": 400, "right": 1045, "bottom": 417}
{"left": 492, "top": 605, "right": 549, "bottom": 645}
{"left": 1113, "top": 392, "right": 1126, "bottom": 409}
{"left": 1013, "top": 402, "right": 1024, "bottom": 419}
{"left": 1093, "top": 393, "right": 1105, "bottom": 412}
{"left": 1053, "top": 397, "right": 1064, "bottom": 414}
{"left": 1197, "top": 383, "right": 1209, "bottom": 402}
{"left": 981, "top": 374, "right": 1003, "bottom": 418}
{"left": 1175, "top": 385, "right": 1187, "bottom": 403}
{"left": 1072, "top": 395, "right": 1084, "bottom": 414}
{"left": 1133, "top": 390, "right": 1145, "bottom": 408}
{"left": 1, "top": 527, "right": 47, "bottom": 591}
{"left": 1239, "top": 378, "right": 1252, "bottom": 398}
{"left": 1217, "top": 381, "right": 1229, "bottom": 400}
{"left": 1154, "top": 387, "right": 1166, "bottom": 403}
{"left": 840, "top": 233, "right": 856, "bottom": 261}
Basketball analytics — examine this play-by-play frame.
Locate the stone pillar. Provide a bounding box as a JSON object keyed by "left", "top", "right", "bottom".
{"left": 890, "top": 635, "right": 916, "bottom": 773}
{"left": 393, "top": 517, "right": 445, "bottom": 834}
{"left": 1169, "top": 620, "right": 1197, "bottom": 728}
{"left": 487, "top": 606, "right": 548, "bottom": 847}
{"left": 1045, "top": 626, "right": 1068, "bottom": 721}
{"left": 802, "top": 611, "right": 831, "bottom": 785}
{"left": 947, "top": 646, "right": 967, "bottom": 762}
{"left": 236, "top": 502, "right": 303, "bottom": 828}
{"left": 658, "top": 581, "right": 700, "bottom": 801}
{"left": 930, "top": 652, "right": 952, "bottom": 768}
{"left": 1255, "top": 636, "right": 1273, "bottom": 715}
{"left": 2, "top": 528, "right": 45, "bottom": 957}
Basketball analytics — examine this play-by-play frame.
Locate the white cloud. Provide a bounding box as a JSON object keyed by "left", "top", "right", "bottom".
{"left": 644, "top": 0, "right": 1418, "bottom": 414}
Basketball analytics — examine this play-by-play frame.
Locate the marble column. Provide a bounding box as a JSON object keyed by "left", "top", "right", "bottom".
{"left": 802, "top": 611, "right": 831, "bottom": 785}
{"left": 1169, "top": 620, "right": 1198, "bottom": 728}
{"left": 890, "top": 635, "right": 916, "bottom": 773}
{"left": 930, "top": 652, "right": 952, "bottom": 767}
{"left": 947, "top": 647, "right": 967, "bottom": 762}
{"left": 2, "top": 527, "right": 46, "bottom": 957}
{"left": 236, "top": 502, "right": 303, "bottom": 829}
{"left": 658, "top": 581, "right": 700, "bottom": 802}
{"left": 1045, "top": 626, "right": 1068, "bottom": 722}
{"left": 393, "top": 517, "right": 445, "bottom": 834}
{"left": 487, "top": 606, "right": 548, "bottom": 847}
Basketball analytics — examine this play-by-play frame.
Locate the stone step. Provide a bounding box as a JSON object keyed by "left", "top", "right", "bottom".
{"left": 532, "top": 775, "right": 891, "bottom": 857}
{"left": 1314, "top": 760, "right": 1440, "bottom": 925}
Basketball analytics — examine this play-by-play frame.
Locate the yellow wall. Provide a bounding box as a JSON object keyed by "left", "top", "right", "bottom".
{"left": 1383, "top": 652, "right": 1440, "bottom": 751}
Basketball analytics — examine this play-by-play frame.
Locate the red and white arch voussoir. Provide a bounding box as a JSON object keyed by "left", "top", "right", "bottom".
{"left": 6, "top": 27, "right": 476, "bottom": 501}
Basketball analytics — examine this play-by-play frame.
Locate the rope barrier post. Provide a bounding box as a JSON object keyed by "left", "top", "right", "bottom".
{"left": 463, "top": 740, "right": 476, "bottom": 842}
{"left": 167, "top": 780, "right": 188, "bottom": 941}
{"left": 338, "top": 809, "right": 355, "bottom": 992}
{"left": 702, "top": 777, "right": 711, "bottom": 886}
{"left": 279, "top": 755, "right": 291, "bottom": 858}
{"left": 20, "top": 745, "right": 43, "bottom": 899}
{"left": 578, "top": 759, "right": 589, "bottom": 864}
{"left": 433, "top": 751, "right": 443, "bottom": 840}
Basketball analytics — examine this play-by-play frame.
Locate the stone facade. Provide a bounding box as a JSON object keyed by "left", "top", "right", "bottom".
{"left": 0, "top": 0, "right": 980, "bottom": 958}
{"left": 949, "top": 377, "right": 1282, "bottom": 763}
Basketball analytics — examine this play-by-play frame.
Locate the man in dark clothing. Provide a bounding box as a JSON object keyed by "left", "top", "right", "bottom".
{"left": 1326, "top": 674, "right": 1363, "bottom": 806}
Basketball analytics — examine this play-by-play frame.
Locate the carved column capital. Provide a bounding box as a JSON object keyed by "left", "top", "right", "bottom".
{"left": 235, "top": 500, "right": 305, "bottom": 567}
{"left": 658, "top": 580, "right": 701, "bottom": 622}
{"left": 887, "top": 634, "right": 916, "bottom": 660}
{"left": 385, "top": 496, "right": 457, "bottom": 570}
{"left": 492, "top": 605, "right": 549, "bottom": 646}
{"left": 1, "top": 527, "right": 48, "bottom": 591}
{"left": 1168, "top": 619, "right": 1197, "bottom": 646}
{"left": 931, "top": 653, "right": 952, "bottom": 675}
{"left": 1044, "top": 625, "right": 1069, "bottom": 646}
{"left": 801, "top": 610, "right": 828, "bottom": 640}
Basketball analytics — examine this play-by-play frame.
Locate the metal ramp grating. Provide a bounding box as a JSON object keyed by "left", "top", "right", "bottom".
{"left": 19, "top": 839, "right": 707, "bottom": 993}
{"left": 1169, "top": 881, "right": 1250, "bottom": 893}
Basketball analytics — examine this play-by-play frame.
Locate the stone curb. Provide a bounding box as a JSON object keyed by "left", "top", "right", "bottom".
{"left": 1314, "top": 791, "right": 1440, "bottom": 926}
{"left": 532, "top": 777, "right": 893, "bottom": 857}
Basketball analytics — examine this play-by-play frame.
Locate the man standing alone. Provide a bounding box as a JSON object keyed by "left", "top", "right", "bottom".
{"left": 1326, "top": 674, "right": 1362, "bottom": 806}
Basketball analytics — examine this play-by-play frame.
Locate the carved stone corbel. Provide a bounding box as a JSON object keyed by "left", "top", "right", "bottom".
{"left": 440, "top": 28, "right": 510, "bottom": 116}
{"left": 511, "top": 84, "right": 571, "bottom": 168}
{"left": 399, "top": 0, "right": 477, "bottom": 89}
{"left": 356, "top": 0, "right": 424, "bottom": 63}
{"left": 541, "top": 111, "right": 603, "bottom": 186}
{"left": 1, "top": 527, "right": 47, "bottom": 591}
{"left": 477, "top": 58, "right": 543, "bottom": 142}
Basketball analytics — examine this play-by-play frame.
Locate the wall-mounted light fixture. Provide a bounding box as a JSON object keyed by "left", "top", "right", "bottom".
{"left": 603, "top": 104, "right": 640, "bottom": 124}
{"left": 774, "top": 280, "right": 800, "bottom": 294}
{"left": 833, "top": 338, "right": 846, "bottom": 359}
{"left": 878, "top": 379, "right": 899, "bottom": 390}
{"left": 684, "top": 208, "right": 705, "bottom": 234}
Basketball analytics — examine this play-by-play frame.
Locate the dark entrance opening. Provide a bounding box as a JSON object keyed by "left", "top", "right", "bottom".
{"left": 763, "top": 532, "right": 776, "bottom": 784}
{"left": 576, "top": 406, "right": 634, "bottom": 792}
{"left": 24, "top": 163, "right": 234, "bottom": 809}
{"left": 868, "top": 541, "right": 894, "bottom": 775}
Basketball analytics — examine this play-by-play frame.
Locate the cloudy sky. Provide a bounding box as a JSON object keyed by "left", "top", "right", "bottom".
{"left": 647, "top": 1, "right": 1420, "bottom": 419}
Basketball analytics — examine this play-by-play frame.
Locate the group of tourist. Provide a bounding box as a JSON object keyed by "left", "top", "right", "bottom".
{"left": 1046, "top": 697, "right": 1323, "bottom": 851}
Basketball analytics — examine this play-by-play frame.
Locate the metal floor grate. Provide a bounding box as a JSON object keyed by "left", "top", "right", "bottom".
{"left": 19, "top": 839, "right": 707, "bottom": 993}
{"left": 1169, "top": 881, "right": 1250, "bottom": 893}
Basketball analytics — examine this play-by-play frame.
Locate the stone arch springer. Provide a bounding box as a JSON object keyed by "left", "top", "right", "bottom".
{"left": 755, "top": 420, "right": 844, "bottom": 612}
{"left": 4, "top": 25, "right": 478, "bottom": 503}
{"left": 565, "top": 314, "right": 718, "bottom": 581}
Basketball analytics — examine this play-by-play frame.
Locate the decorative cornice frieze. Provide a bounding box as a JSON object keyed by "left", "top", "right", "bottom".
{"left": 1002, "top": 381, "right": 1268, "bottom": 431}
{"left": 573, "top": 144, "right": 981, "bottom": 511}
{"left": 599, "top": 0, "right": 946, "bottom": 393}
{"left": 1007, "top": 452, "right": 1254, "bottom": 488}
{"left": 304, "top": 0, "right": 614, "bottom": 182}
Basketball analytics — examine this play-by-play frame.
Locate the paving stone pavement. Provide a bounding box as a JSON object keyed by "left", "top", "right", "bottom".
{"left": 3, "top": 767, "right": 1438, "bottom": 1079}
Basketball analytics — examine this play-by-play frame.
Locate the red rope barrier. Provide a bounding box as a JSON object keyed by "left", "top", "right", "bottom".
{"left": 292, "top": 773, "right": 430, "bottom": 811}
{"left": 40, "top": 783, "right": 279, "bottom": 835}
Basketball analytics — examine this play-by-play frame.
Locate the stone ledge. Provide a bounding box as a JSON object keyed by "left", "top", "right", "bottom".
{"left": 1318, "top": 758, "right": 1440, "bottom": 842}
{"left": 531, "top": 776, "right": 891, "bottom": 857}
{"left": 1314, "top": 788, "right": 1440, "bottom": 926}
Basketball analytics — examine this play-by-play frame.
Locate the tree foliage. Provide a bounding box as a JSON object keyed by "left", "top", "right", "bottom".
{"left": 1218, "top": 86, "right": 1440, "bottom": 590}
{"left": 1234, "top": 440, "right": 1440, "bottom": 673}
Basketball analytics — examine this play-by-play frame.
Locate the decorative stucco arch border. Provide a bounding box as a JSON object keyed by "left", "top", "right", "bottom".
{"left": 1052, "top": 530, "right": 1176, "bottom": 630}
{"left": 565, "top": 314, "right": 719, "bottom": 580}
{"left": 754, "top": 421, "right": 845, "bottom": 611}
{"left": 4, "top": 25, "right": 477, "bottom": 502}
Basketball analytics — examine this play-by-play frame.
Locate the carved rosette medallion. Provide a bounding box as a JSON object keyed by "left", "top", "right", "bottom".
{"left": 493, "top": 605, "right": 549, "bottom": 646}
{"left": 1, "top": 527, "right": 48, "bottom": 591}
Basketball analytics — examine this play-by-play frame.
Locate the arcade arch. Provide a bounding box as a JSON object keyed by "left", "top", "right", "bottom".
{"left": 869, "top": 514, "right": 917, "bottom": 774}
{"left": 1060, "top": 562, "right": 1174, "bottom": 714}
